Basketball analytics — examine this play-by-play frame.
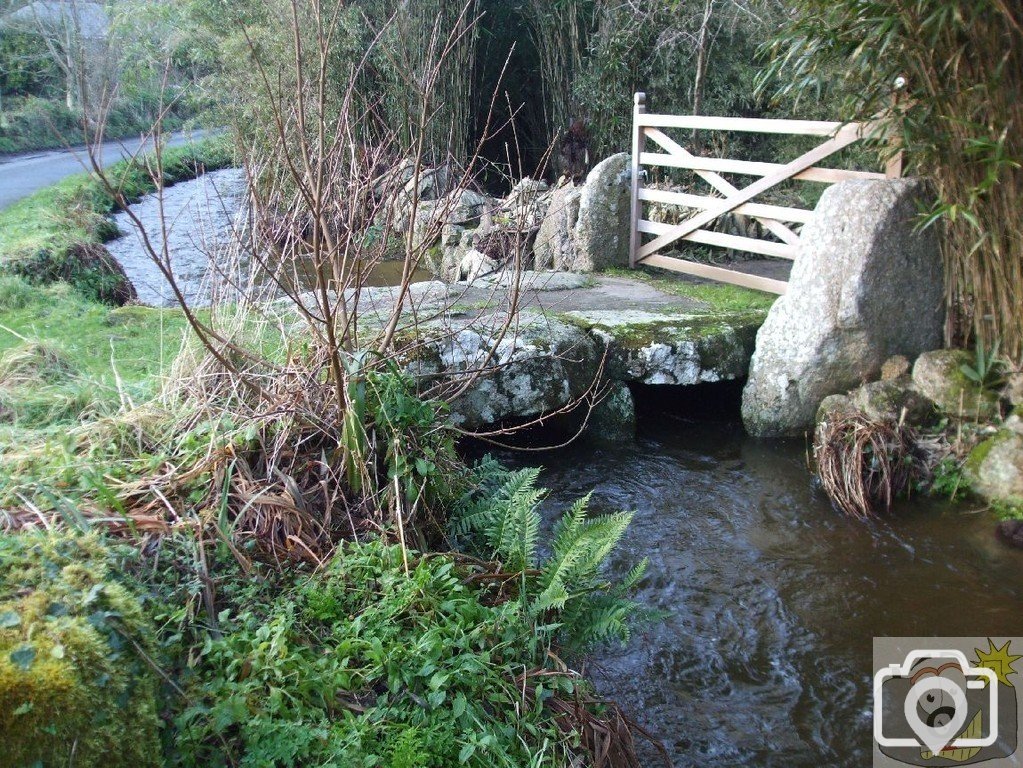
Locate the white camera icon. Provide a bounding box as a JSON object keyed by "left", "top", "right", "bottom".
{"left": 874, "top": 649, "right": 999, "bottom": 752}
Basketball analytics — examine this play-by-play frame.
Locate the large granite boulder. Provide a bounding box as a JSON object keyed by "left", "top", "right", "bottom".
{"left": 741, "top": 179, "right": 943, "bottom": 437}
{"left": 407, "top": 315, "right": 600, "bottom": 429}
{"left": 533, "top": 153, "right": 632, "bottom": 273}
{"left": 500, "top": 178, "right": 550, "bottom": 229}
{"left": 561, "top": 309, "right": 763, "bottom": 385}
{"left": 403, "top": 304, "right": 766, "bottom": 433}
{"left": 586, "top": 381, "right": 637, "bottom": 445}
{"left": 534, "top": 183, "right": 581, "bottom": 270}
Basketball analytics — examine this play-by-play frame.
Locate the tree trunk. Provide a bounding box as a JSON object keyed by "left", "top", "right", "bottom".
{"left": 692, "top": 0, "right": 714, "bottom": 127}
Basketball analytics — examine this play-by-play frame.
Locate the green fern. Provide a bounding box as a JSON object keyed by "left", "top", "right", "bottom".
{"left": 492, "top": 470, "right": 544, "bottom": 572}
{"left": 450, "top": 461, "right": 646, "bottom": 652}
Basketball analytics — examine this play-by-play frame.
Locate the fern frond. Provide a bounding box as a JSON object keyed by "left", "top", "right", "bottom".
{"left": 448, "top": 460, "right": 647, "bottom": 653}
{"left": 492, "top": 468, "right": 544, "bottom": 571}
{"left": 532, "top": 494, "right": 591, "bottom": 611}
{"left": 561, "top": 596, "right": 634, "bottom": 648}
{"left": 571, "top": 512, "right": 633, "bottom": 578}
{"left": 617, "top": 558, "right": 648, "bottom": 594}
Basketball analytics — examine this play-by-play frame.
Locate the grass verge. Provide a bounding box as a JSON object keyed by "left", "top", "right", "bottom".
{"left": 0, "top": 277, "right": 190, "bottom": 503}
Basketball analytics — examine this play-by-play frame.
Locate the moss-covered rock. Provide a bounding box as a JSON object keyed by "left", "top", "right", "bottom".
{"left": 816, "top": 393, "right": 856, "bottom": 425}
{"left": 585, "top": 381, "right": 636, "bottom": 445}
{"left": 0, "top": 533, "right": 162, "bottom": 768}
{"left": 407, "top": 313, "right": 601, "bottom": 429}
{"left": 912, "top": 349, "right": 1001, "bottom": 421}
{"left": 849, "top": 379, "right": 935, "bottom": 424}
{"left": 561, "top": 309, "right": 763, "bottom": 385}
{"left": 965, "top": 423, "right": 1023, "bottom": 507}
{"left": 403, "top": 305, "right": 764, "bottom": 431}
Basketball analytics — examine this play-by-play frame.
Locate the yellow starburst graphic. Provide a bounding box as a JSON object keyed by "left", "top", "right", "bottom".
{"left": 974, "top": 638, "right": 1022, "bottom": 687}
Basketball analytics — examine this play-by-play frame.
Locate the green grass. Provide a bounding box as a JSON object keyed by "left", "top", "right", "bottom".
{"left": 0, "top": 279, "right": 188, "bottom": 389}
{"left": 0, "top": 277, "right": 188, "bottom": 438}
{"left": 0, "top": 175, "right": 114, "bottom": 266}
{"left": 0, "top": 278, "right": 194, "bottom": 504}
{"left": 601, "top": 265, "right": 778, "bottom": 312}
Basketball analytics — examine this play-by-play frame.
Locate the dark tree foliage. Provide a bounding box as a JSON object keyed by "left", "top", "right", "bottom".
{"left": 0, "top": 28, "right": 61, "bottom": 99}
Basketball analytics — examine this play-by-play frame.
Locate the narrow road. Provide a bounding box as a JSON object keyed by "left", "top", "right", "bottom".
{"left": 0, "top": 129, "right": 215, "bottom": 211}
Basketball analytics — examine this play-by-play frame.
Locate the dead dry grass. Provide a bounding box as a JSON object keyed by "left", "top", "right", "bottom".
{"left": 813, "top": 411, "right": 921, "bottom": 520}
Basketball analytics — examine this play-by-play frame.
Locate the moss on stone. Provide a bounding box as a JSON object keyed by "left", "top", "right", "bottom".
{"left": 0, "top": 533, "right": 162, "bottom": 768}
{"left": 554, "top": 308, "right": 762, "bottom": 384}
{"left": 557, "top": 308, "right": 764, "bottom": 351}
{"left": 965, "top": 429, "right": 1010, "bottom": 477}
{"left": 913, "top": 349, "right": 1001, "bottom": 421}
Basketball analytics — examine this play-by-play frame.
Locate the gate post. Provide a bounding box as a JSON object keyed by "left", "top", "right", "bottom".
{"left": 629, "top": 92, "right": 647, "bottom": 268}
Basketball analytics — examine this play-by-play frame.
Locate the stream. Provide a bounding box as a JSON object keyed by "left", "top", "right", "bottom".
{"left": 105, "top": 169, "right": 248, "bottom": 307}
{"left": 104, "top": 170, "right": 431, "bottom": 307}
{"left": 507, "top": 393, "right": 1023, "bottom": 768}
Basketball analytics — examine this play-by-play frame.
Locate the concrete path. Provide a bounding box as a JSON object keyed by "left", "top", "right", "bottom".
{"left": 0, "top": 129, "right": 215, "bottom": 211}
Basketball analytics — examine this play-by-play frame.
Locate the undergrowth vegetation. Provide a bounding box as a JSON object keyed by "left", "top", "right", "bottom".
{"left": 0, "top": 96, "right": 191, "bottom": 156}
{"left": 162, "top": 530, "right": 645, "bottom": 768}
{"left": 1, "top": 438, "right": 652, "bottom": 766}
{"left": 0, "top": 287, "right": 653, "bottom": 764}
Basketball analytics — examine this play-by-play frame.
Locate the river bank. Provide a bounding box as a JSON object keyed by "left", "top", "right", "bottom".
{"left": 0, "top": 137, "right": 234, "bottom": 303}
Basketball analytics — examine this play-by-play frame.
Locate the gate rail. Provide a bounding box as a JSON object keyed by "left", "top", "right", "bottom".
{"left": 628, "top": 92, "right": 902, "bottom": 294}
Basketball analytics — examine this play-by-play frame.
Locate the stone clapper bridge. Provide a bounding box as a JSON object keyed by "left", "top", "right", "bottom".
{"left": 316, "top": 270, "right": 767, "bottom": 442}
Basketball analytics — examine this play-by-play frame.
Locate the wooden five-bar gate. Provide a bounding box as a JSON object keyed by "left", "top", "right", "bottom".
{"left": 628, "top": 92, "right": 902, "bottom": 294}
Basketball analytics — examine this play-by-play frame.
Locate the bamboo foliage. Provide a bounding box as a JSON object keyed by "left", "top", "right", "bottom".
{"left": 761, "top": 0, "right": 1023, "bottom": 363}
{"left": 521, "top": 0, "right": 595, "bottom": 143}
{"left": 363, "top": 0, "right": 481, "bottom": 163}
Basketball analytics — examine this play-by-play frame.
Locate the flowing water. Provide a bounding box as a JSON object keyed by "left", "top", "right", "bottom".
{"left": 105, "top": 171, "right": 430, "bottom": 306}
{"left": 106, "top": 169, "right": 249, "bottom": 307}
{"left": 509, "top": 393, "right": 1023, "bottom": 767}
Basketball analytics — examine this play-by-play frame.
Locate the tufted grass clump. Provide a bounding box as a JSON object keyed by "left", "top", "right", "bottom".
{"left": 0, "top": 276, "right": 34, "bottom": 311}
{"left": 813, "top": 411, "right": 922, "bottom": 519}
{"left": 0, "top": 341, "right": 76, "bottom": 387}
{"left": 0, "top": 533, "right": 162, "bottom": 768}
{"left": 0, "top": 341, "right": 111, "bottom": 429}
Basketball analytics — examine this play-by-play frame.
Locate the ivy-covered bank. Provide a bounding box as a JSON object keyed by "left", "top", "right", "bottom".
{"left": 0, "top": 137, "right": 233, "bottom": 303}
